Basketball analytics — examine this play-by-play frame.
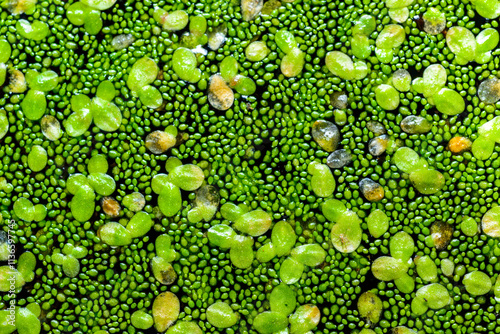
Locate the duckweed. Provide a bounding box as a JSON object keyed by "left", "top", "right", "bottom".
{"left": 206, "top": 301, "right": 239, "bottom": 328}
{"left": 2, "top": 0, "right": 500, "bottom": 333}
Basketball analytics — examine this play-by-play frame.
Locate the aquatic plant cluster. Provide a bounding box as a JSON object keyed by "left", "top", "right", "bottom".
{"left": 2, "top": 0, "right": 500, "bottom": 333}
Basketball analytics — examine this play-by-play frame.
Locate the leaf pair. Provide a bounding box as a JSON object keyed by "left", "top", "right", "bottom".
{"left": 66, "top": 0, "right": 117, "bottom": 35}
{"left": 66, "top": 80, "right": 122, "bottom": 136}
{"left": 276, "top": 30, "right": 305, "bottom": 78}
{"left": 208, "top": 202, "right": 272, "bottom": 269}
{"left": 21, "top": 70, "right": 59, "bottom": 121}
{"left": 52, "top": 244, "right": 87, "bottom": 278}
{"left": 152, "top": 157, "right": 205, "bottom": 218}
{"left": 253, "top": 284, "right": 321, "bottom": 334}
{"left": 127, "top": 57, "right": 163, "bottom": 108}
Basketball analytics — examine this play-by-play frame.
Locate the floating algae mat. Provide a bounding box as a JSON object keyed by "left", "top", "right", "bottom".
{"left": 1, "top": 0, "right": 500, "bottom": 333}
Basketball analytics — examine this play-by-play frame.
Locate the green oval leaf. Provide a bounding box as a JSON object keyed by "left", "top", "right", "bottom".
{"left": 138, "top": 85, "right": 163, "bottom": 109}
{"left": 325, "top": 51, "right": 354, "bottom": 80}
{"left": 126, "top": 211, "right": 153, "bottom": 238}
{"left": 81, "top": 0, "right": 117, "bottom": 10}
{"left": 289, "top": 304, "right": 321, "bottom": 334}
{"left": 463, "top": 271, "right": 492, "bottom": 296}
{"left": 14, "top": 197, "right": 35, "bottom": 222}
{"left": 434, "top": 88, "right": 465, "bottom": 115}
{"left": 269, "top": 283, "right": 297, "bottom": 316}
{"left": 290, "top": 244, "right": 326, "bottom": 267}
{"left": 163, "top": 10, "right": 189, "bottom": 31}
{"left": 131, "top": 310, "right": 153, "bottom": 330}
{"left": 71, "top": 187, "right": 95, "bottom": 222}
{"left": 256, "top": 242, "right": 276, "bottom": 263}
{"left": 98, "top": 222, "right": 132, "bottom": 247}
{"left": 168, "top": 164, "right": 205, "bottom": 191}
{"left": 21, "top": 90, "right": 46, "bottom": 121}
{"left": 246, "top": 41, "right": 269, "bottom": 61}
{"left": 96, "top": 80, "right": 116, "bottom": 101}
{"left": 357, "top": 291, "right": 382, "bottom": 324}
{"left": 271, "top": 221, "right": 297, "bottom": 257}
{"left": 62, "top": 254, "right": 80, "bottom": 278}
{"left": 279, "top": 256, "right": 304, "bottom": 284}
{"left": 152, "top": 292, "right": 180, "bottom": 332}
{"left": 389, "top": 231, "right": 414, "bottom": 261}
{"left": 16, "top": 308, "right": 41, "bottom": 334}
{"left": 366, "top": 209, "right": 390, "bottom": 238}
{"left": 375, "top": 84, "right": 400, "bottom": 110}
{"left": 409, "top": 168, "right": 445, "bottom": 195}
{"left": 27, "top": 145, "right": 47, "bottom": 172}
{"left": 158, "top": 183, "right": 182, "bottom": 217}
{"left": 166, "top": 321, "right": 203, "bottom": 334}
{"left": 330, "top": 211, "right": 362, "bottom": 253}
{"left": 206, "top": 302, "right": 239, "bottom": 328}
{"left": 376, "top": 24, "right": 405, "bottom": 49}
{"left": 128, "top": 57, "right": 159, "bottom": 92}
{"left": 371, "top": 256, "right": 407, "bottom": 281}
{"left": 208, "top": 224, "right": 236, "bottom": 249}
{"left": 253, "top": 312, "right": 288, "bottom": 334}
{"left": 415, "top": 283, "right": 451, "bottom": 309}
{"left": 446, "top": 26, "right": 477, "bottom": 63}
{"left": 230, "top": 235, "right": 254, "bottom": 269}
{"left": 415, "top": 255, "right": 438, "bottom": 282}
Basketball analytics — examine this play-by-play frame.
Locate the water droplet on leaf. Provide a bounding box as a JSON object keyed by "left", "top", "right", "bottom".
{"left": 312, "top": 120, "right": 340, "bottom": 152}
{"left": 326, "top": 149, "right": 352, "bottom": 168}
{"left": 359, "top": 178, "right": 385, "bottom": 202}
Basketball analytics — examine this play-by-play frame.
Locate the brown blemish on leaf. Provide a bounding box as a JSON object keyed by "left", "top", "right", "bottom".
{"left": 431, "top": 221, "right": 453, "bottom": 250}
{"left": 8, "top": 69, "right": 27, "bottom": 93}
{"left": 208, "top": 74, "right": 234, "bottom": 111}
{"left": 145, "top": 131, "right": 176, "bottom": 154}
{"left": 102, "top": 197, "right": 121, "bottom": 217}
{"left": 447, "top": 136, "right": 472, "bottom": 154}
